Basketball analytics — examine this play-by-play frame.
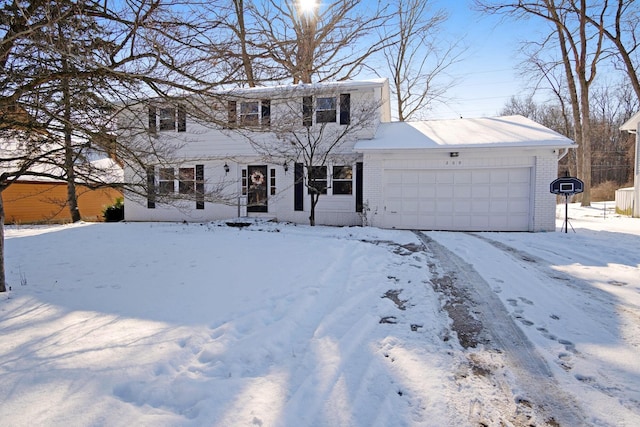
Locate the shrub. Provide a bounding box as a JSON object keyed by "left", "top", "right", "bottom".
{"left": 591, "top": 180, "right": 628, "bottom": 202}
{"left": 103, "top": 197, "right": 124, "bottom": 222}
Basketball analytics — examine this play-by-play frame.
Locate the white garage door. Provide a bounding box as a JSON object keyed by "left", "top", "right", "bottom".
{"left": 382, "top": 168, "right": 532, "bottom": 231}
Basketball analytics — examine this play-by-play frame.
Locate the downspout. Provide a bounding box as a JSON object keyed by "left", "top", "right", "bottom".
{"left": 556, "top": 147, "right": 570, "bottom": 161}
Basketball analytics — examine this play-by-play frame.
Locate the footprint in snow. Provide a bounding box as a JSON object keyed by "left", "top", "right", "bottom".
{"left": 518, "top": 297, "right": 533, "bottom": 305}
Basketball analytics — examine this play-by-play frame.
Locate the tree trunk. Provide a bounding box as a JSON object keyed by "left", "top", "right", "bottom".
{"left": 309, "top": 193, "right": 317, "bottom": 226}
{"left": 62, "top": 71, "right": 81, "bottom": 222}
{"left": 0, "top": 192, "right": 6, "bottom": 292}
{"left": 233, "top": 0, "right": 256, "bottom": 87}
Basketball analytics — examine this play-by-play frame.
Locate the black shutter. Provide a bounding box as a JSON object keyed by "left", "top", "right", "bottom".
{"left": 146, "top": 166, "right": 156, "bottom": 209}
{"left": 177, "top": 105, "right": 186, "bottom": 132}
{"left": 294, "top": 162, "right": 304, "bottom": 211}
{"left": 228, "top": 101, "right": 236, "bottom": 125}
{"left": 340, "top": 94, "right": 350, "bottom": 125}
{"left": 196, "top": 164, "right": 204, "bottom": 209}
{"left": 356, "top": 162, "right": 363, "bottom": 212}
{"left": 302, "top": 96, "right": 313, "bottom": 127}
{"left": 262, "top": 99, "right": 271, "bottom": 127}
{"left": 148, "top": 106, "right": 156, "bottom": 132}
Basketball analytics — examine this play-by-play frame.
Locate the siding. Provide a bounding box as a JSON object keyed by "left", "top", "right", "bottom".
{"left": 4, "top": 182, "right": 122, "bottom": 223}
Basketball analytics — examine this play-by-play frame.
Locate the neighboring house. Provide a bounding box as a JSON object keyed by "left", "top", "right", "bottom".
{"left": 122, "top": 78, "right": 576, "bottom": 231}
{"left": 620, "top": 113, "right": 640, "bottom": 218}
{"left": 3, "top": 158, "right": 123, "bottom": 224}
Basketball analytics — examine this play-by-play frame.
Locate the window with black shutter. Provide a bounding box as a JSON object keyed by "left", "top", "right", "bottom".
{"left": 148, "top": 106, "right": 157, "bottom": 133}
{"left": 146, "top": 166, "right": 156, "bottom": 208}
{"left": 303, "top": 96, "right": 313, "bottom": 127}
{"left": 262, "top": 99, "right": 271, "bottom": 127}
{"left": 177, "top": 105, "right": 186, "bottom": 132}
{"left": 196, "top": 164, "right": 204, "bottom": 209}
{"left": 340, "top": 94, "right": 350, "bottom": 125}
{"left": 294, "top": 163, "right": 304, "bottom": 211}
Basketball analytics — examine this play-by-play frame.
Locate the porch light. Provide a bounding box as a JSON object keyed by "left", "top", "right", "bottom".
{"left": 283, "top": 160, "right": 289, "bottom": 173}
{"left": 449, "top": 152, "right": 459, "bottom": 158}
{"left": 224, "top": 163, "right": 230, "bottom": 174}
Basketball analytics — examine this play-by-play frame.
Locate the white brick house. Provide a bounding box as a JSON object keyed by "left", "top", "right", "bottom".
{"left": 120, "top": 79, "right": 575, "bottom": 231}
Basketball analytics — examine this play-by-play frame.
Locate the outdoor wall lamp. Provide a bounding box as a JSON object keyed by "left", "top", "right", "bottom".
{"left": 449, "top": 152, "right": 459, "bottom": 158}
{"left": 224, "top": 163, "right": 230, "bottom": 174}
{"left": 283, "top": 160, "right": 289, "bottom": 173}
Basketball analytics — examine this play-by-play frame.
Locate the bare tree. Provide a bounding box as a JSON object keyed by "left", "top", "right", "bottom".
{"left": 215, "top": 0, "right": 395, "bottom": 84}
{"left": 583, "top": 0, "right": 640, "bottom": 102}
{"left": 475, "top": 0, "right": 607, "bottom": 206}
{"left": 380, "top": 0, "right": 463, "bottom": 121}
{"left": 0, "top": 0, "right": 230, "bottom": 292}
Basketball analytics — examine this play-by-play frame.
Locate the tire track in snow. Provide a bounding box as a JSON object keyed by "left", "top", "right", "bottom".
{"left": 416, "top": 232, "right": 586, "bottom": 426}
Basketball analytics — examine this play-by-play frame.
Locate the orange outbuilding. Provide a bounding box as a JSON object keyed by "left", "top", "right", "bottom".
{"left": 3, "top": 180, "right": 122, "bottom": 224}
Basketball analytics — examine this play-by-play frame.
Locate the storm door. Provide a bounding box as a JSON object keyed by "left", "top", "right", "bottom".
{"left": 247, "top": 165, "right": 268, "bottom": 212}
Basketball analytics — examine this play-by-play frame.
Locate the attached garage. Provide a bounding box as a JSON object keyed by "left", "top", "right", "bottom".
{"left": 356, "top": 115, "right": 576, "bottom": 232}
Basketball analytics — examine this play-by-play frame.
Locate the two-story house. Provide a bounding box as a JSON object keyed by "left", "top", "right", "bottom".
{"left": 121, "top": 78, "right": 576, "bottom": 231}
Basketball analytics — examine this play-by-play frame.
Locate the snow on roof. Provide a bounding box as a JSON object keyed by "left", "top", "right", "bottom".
{"left": 356, "top": 115, "right": 576, "bottom": 151}
{"left": 221, "top": 78, "right": 389, "bottom": 97}
{"left": 620, "top": 111, "right": 640, "bottom": 132}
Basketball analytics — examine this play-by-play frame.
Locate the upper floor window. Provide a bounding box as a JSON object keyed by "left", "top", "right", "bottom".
{"left": 240, "top": 101, "right": 259, "bottom": 125}
{"left": 229, "top": 99, "right": 271, "bottom": 127}
{"left": 149, "top": 104, "right": 186, "bottom": 132}
{"left": 316, "top": 97, "right": 336, "bottom": 123}
{"left": 302, "top": 94, "right": 350, "bottom": 126}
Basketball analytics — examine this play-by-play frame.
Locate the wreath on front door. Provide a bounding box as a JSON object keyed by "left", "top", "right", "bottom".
{"left": 250, "top": 170, "right": 265, "bottom": 186}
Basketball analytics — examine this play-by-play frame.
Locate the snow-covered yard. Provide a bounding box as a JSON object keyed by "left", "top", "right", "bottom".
{"left": 1, "top": 202, "right": 638, "bottom": 426}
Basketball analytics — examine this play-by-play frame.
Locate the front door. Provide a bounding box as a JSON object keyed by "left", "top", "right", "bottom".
{"left": 247, "top": 165, "right": 268, "bottom": 212}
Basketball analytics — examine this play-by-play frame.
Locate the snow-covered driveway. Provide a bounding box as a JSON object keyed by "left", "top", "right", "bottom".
{"left": 425, "top": 205, "right": 640, "bottom": 426}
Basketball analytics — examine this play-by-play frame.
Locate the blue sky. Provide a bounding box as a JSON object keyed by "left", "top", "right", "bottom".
{"left": 426, "top": 1, "right": 542, "bottom": 119}
{"left": 431, "top": 1, "right": 526, "bottom": 118}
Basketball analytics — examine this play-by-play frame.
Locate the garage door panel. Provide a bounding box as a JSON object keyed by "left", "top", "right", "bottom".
{"left": 419, "top": 186, "right": 436, "bottom": 198}
{"left": 402, "top": 186, "right": 419, "bottom": 198}
{"left": 455, "top": 171, "right": 473, "bottom": 184}
{"left": 454, "top": 186, "right": 472, "bottom": 198}
{"left": 509, "top": 199, "right": 530, "bottom": 213}
{"left": 473, "top": 171, "right": 491, "bottom": 183}
{"left": 491, "top": 170, "right": 509, "bottom": 183}
{"left": 509, "top": 169, "right": 531, "bottom": 182}
{"left": 472, "top": 200, "right": 490, "bottom": 213}
{"left": 419, "top": 171, "right": 437, "bottom": 184}
{"left": 437, "top": 173, "right": 454, "bottom": 184}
